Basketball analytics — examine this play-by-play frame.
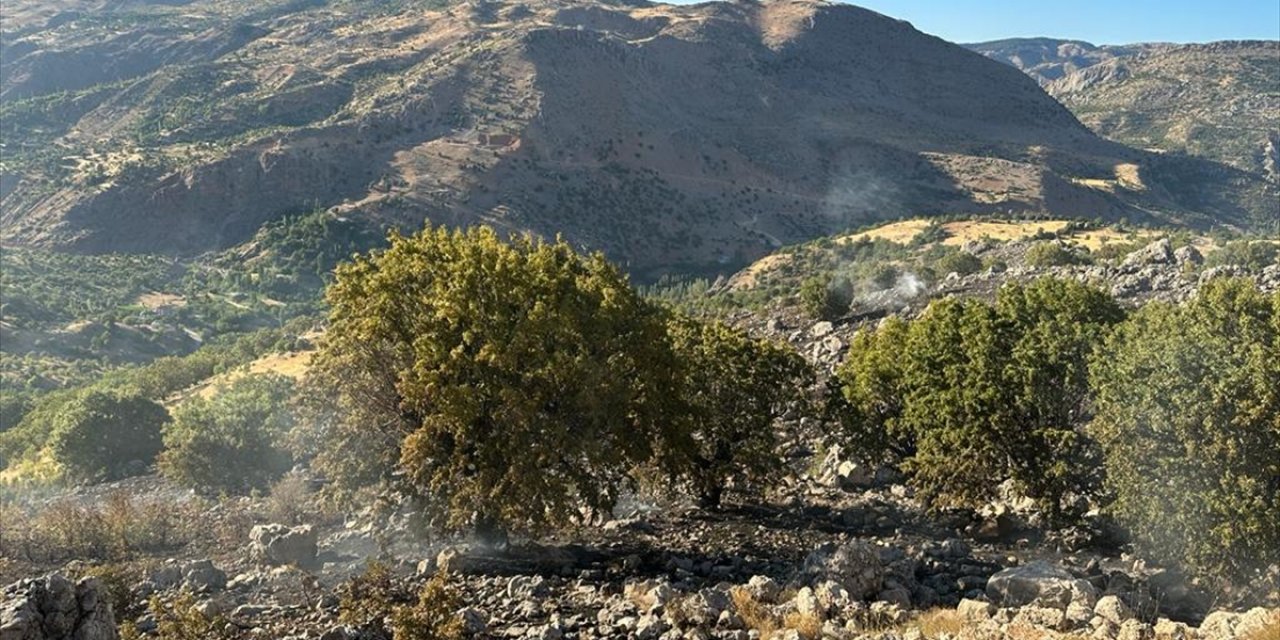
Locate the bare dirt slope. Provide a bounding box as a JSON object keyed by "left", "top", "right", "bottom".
{"left": 3, "top": 0, "right": 1274, "bottom": 278}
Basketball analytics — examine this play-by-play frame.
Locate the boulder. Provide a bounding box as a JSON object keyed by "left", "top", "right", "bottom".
{"left": 1094, "top": 595, "right": 1134, "bottom": 625}
{"left": 1, "top": 573, "right": 117, "bottom": 640}
{"left": 986, "top": 561, "right": 1097, "bottom": 610}
{"left": 250, "top": 524, "right": 317, "bottom": 568}
{"left": 802, "top": 541, "right": 885, "bottom": 600}
{"left": 1122, "top": 239, "right": 1174, "bottom": 268}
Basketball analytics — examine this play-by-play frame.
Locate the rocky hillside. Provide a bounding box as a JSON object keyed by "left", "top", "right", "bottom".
{"left": 969, "top": 38, "right": 1280, "bottom": 188}
{"left": 2, "top": 0, "right": 1274, "bottom": 278}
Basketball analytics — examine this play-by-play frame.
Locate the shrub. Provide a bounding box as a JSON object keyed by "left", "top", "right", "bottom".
{"left": 1204, "top": 240, "right": 1279, "bottom": 271}
{"left": 931, "top": 250, "right": 982, "bottom": 277}
{"left": 145, "top": 591, "right": 235, "bottom": 640}
{"left": 1024, "top": 241, "right": 1088, "bottom": 268}
{"left": 390, "top": 572, "right": 465, "bottom": 640}
{"left": 1090, "top": 278, "right": 1279, "bottom": 583}
{"left": 666, "top": 315, "right": 812, "bottom": 507}
{"left": 48, "top": 390, "right": 169, "bottom": 483}
{"left": 834, "top": 278, "right": 1123, "bottom": 519}
{"left": 159, "top": 373, "right": 295, "bottom": 494}
{"left": 307, "top": 225, "right": 681, "bottom": 539}
{"left": 338, "top": 561, "right": 410, "bottom": 636}
{"left": 799, "top": 275, "right": 851, "bottom": 320}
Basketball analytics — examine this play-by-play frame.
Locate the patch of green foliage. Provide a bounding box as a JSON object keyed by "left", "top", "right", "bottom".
{"left": 301, "top": 225, "right": 815, "bottom": 537}
{"left": 159, "top": 373, "right": 297, "bottom": 494}
{"left": 48, "top": 390, "right": 170, "bottom": 483}
{"left": 833, "top": 278, "right": 1124, "bottom": 521}
{"left": 1090, "top": 278, "right": 1279, "bottom": 584}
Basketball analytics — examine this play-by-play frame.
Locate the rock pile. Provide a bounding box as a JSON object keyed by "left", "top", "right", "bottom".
{"left": 0, "top": 574, "right": 117, "bottom": 640}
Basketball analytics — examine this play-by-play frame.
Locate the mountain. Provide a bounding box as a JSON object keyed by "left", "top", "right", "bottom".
{"left": 2, "top": 0, "right": 1275, "bottom": 279}
{"left": 969, "top": 38, "right": 1280, "bottom": 186}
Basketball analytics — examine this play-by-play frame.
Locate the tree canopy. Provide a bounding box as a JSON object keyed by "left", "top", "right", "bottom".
{"left": 1090, "top": 278, "right": 1280, "bottom": 582}
{"left": 306, "top": 225, "right": 682, "bottom": 537}
{"left": 835, "top": 278, "right": 1123, "bottom": 519}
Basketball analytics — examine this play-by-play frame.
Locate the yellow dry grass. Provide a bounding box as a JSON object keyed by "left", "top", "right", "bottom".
{"left": 135, "top": 291, "right": 187, "bottom": 309}
{"left": 164, "top": 349, "right": 314, "bottom": 406}
{"left": 840, "top": 219, "right": 934, "bottom": 244}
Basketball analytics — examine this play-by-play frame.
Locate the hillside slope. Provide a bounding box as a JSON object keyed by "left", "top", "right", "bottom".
{"left": 970, "top": 38, "right": 1280, "bottom": 186}
{"left": 2, "top": 0, "right": 1275, "bottom": 277}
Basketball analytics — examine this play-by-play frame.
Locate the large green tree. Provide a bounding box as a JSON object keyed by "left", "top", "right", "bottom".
{"left": 835, "top": 278, "right": 1123, "bottom": 520}
{"left": 159, "top": 373, "right": 296, "bottom": 494}
{"left": 49, "top": 390, "right": 169, "bottom": 482}
{"left": 1090, "top": 278, "right": 1280, "bottom": 582}
{"left": 666, "top": 315, "right": 812, "bottom": 507}
{"left": 306, "top": 225, "right": 681, "bottom": 538}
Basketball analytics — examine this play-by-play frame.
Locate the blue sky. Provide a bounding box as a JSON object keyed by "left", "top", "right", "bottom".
{"left": 668, "top": 0, "right": 1280, "bottom": 45}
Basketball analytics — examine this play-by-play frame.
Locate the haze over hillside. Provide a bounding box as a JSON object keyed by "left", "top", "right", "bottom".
{"left": 2, "top": 0, "right": 1275, "bottom": 279}
{"left": 969, "top": 38, "right": 1280, "bottom": 186}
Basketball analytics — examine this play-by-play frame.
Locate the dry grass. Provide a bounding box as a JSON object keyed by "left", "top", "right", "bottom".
{"left": 914, "top": 608, "right": 967, "bottom": 638}
{"left": 729, "top": 587, "right": 780, "bottom": 637}
{"left": 781, "top": 610, "right": 823, "bottom": 639}
{"left": 2, "top": 490, "right": 198, "bottom": 562}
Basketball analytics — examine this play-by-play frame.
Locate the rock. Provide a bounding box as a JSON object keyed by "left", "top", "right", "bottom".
{"left": 1173, "top": 245, "right": 1203, "bottom": 266}
{"left": 455, "top": 607, "right": 487, "bottom": 635}
{"left": 635, "top": 614, "right": 670, "bottom": 640}
{"left": 1151, "top": 618, "right": 1192, "bottom": 640}
{"left": 802, "top": 541, "right": 885, "bottom": 600}
{"left": 1, "top": 573, "right": 118, "bottom": 640}
{"left": 876, "top": 587, "right": 911, "bottom": 608}
{"left": 957, "top": 599, "right": 994, "bottom": 620}
{"left": 250, "top": 524, "right": 318, "bottom": 568}
{"left": 1123, "top": 239, "right": 1174, "bottom": 268}
{"left": 744, "top": 576, "right": 780, "bottom": 604}
{"left": 1012, "top": 605, "right": 1067, "bottom": 631}
{"left": 810, "top": 321, "right": 834, "bottom": 338}
{"left": 1115, "top": 619, "right": 1153, "bottom": 640}
{"left": 1236, "top": 608, "right": 1280, "bottom": 637}
{"left": 986, "top": 561, "right": 1097, "bottom": 610}
{"left": 1094, "top": 595, "right": 1134, "bottom": 625}
{"left": 182, "top": 560, "right": 227, "bottom": 593}
{"left": 792, "top": 587, "right": 823, "bottom": 617}
{"left": 1197, "top": 611, "right": 1240, "bottom": 640}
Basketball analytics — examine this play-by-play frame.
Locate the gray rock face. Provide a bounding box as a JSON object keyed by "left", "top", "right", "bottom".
{"left": 0, "top": 574, "right": 117, "bottom": 640}
{"left": 985, "top": 561, "right": 1097, "bottom": 610}
{"left": 250, "top": 524, "right": 318, "bottom": 568}
{"left": 801, "top": 540, "right": 885, "bottom": 600}
{"left": 1122, "top": 238, "right": 1175, "bottom": 268}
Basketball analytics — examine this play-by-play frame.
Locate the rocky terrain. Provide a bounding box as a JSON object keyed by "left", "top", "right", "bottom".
{"left": 3, "top": 462, "right": 1277, "bottom": 640}
{"left": 1, "top": 0, "right": 1275, "bottom": 278}
{"left": 3, "top": 232, "right": 1278, "bottom": 640}
{"left": 969, "top": 38, "right": 1280, "bottom": 189}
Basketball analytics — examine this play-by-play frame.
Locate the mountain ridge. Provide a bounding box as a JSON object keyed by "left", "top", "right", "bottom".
{"left": 2, "top": 0, "right": 1275, "bottom": 278}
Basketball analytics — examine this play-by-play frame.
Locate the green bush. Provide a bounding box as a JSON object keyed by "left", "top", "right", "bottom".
{"left": 834, "top": 278, "right": 1123, "bottom": 519}
{"left": 306, "top": 225, "right": 682, "bottom": 538}
{"left": 799, "top": 275, "right": 852, "bottom": 320}
{"left": 932, "top": 250, "right": 983, "bottom": 277}
{"left": 1024, "top": 241, "right": 1089, "bottom": 268}
{"left": 1090, "top": 278, "right": 1279, "bottom": 582}
{"left": 159, "top": 373, "right": 296, "bottom": 494}
{"left": 666, "top": 315, "right": 812, "bottom": 507}
{"left": 48, "top": 390, "right": 169, "bottom": 482}
{"left": 1204, "top": 240, "right": 1279, "bottom": 271}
